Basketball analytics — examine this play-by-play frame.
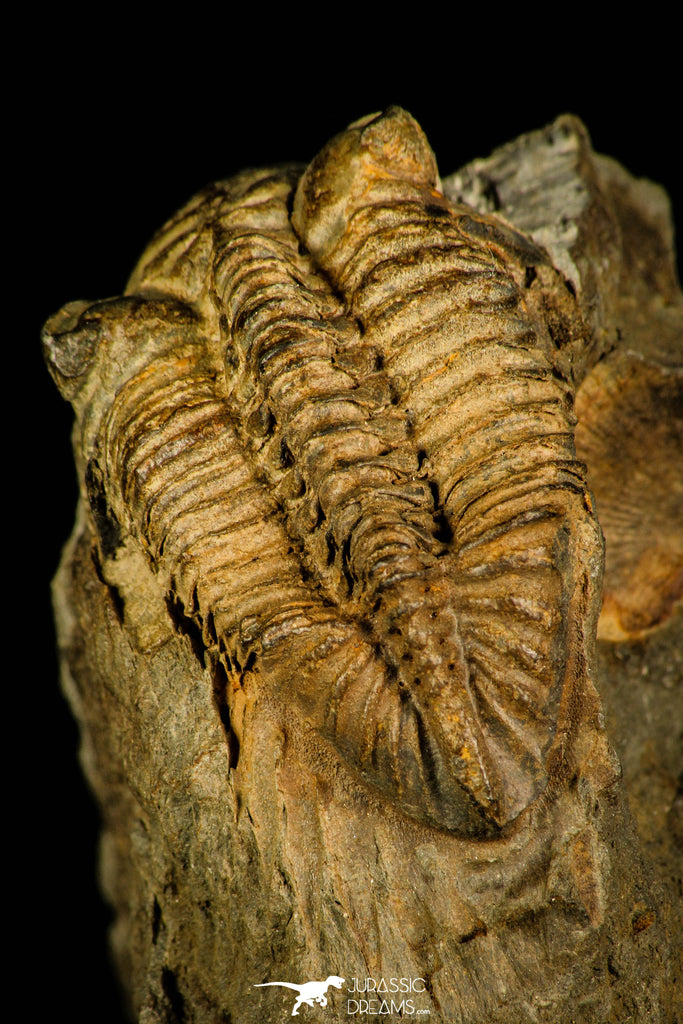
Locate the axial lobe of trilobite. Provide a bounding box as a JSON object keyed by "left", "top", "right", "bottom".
{"left": 210, "top": 169, "right": 519, "bottom": 822}
{"left": 293, "top": 107, "right": 606, "bottom": 814}
{"left": 211, "top": 173, "right": 433, "bottom": 597}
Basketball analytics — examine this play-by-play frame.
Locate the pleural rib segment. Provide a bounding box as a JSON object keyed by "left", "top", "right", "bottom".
{"left": 47, "top": 108, "right": 608, "bottom": 836}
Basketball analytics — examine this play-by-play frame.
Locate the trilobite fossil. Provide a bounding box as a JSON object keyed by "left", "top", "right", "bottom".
{"left": 44, "top": 107, "right": 636, "bottom": 838}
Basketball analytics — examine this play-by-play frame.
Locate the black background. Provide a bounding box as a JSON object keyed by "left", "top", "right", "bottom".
{"left": 20, "top": 20, "right": 679, "bottom": 1022}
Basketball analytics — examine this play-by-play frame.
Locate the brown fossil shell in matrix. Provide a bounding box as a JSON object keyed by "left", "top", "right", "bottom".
{"left": 44, "top": 106, "right": 683, "bottom": 1024}
{"left": 45, "top": 107, "right": 627, "bottom": 838}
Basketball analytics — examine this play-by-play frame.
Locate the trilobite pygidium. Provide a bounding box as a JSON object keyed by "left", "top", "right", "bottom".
{"left": 44, "top": 108, "right": 610, "bottom": 837}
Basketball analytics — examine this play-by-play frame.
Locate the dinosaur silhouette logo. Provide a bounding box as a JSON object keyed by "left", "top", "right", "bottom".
{"left": 254, "top": 975, "right": 345, "bottom": 1016}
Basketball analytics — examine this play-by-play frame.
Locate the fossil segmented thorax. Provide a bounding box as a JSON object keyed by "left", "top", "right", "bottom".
{"left": 44, "top": 107, "right": 614, "bottom": 837}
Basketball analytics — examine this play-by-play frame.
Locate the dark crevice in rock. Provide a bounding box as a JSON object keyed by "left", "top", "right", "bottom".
{"left": 165, "top": 595, "right": 206, "bottom": 667}
{"left": 161, "top": 967, "right": 186, "bottom": 1024}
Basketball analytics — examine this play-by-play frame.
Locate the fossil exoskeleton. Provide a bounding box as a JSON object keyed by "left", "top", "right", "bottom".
{"left": 45, "top": 107, "right": 676, "bottom": 839}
